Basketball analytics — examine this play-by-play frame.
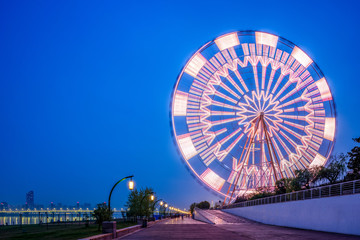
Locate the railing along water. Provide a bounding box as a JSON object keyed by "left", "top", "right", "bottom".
{"left": 224, "top": 179, "right": 360, "bottom": 209}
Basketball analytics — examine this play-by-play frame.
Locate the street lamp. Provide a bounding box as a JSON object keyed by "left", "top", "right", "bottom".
{"left": 140, "top": 191, "right": 155, "bottom": 217}
{"left": 108, "top": 175, "right": 134, "bottom": 213}
{"left": 139, "top": 191, "right": 155, "bottom": 228}
{"left": 128, "top": 179, "right": 134, "bottom": 190}
{"left": 151, "top": 198, "right": 163, "bottom": 219}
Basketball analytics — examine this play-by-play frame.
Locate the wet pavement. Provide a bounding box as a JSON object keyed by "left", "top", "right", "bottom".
{"left": 120, "top": 213, "right": 360, "bottom": 240}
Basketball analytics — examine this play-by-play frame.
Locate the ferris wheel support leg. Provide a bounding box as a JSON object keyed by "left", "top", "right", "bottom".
{"left": 223, "top": 134, "right": 251, "bottom": 206}
{"left": 261, "top": 117, "right": 279, "bottom": 182}
{"left": 262, "top": 117, "right": 284, "bottom": 180}
{"left": 226, "top": 116, "right": 262, "bottom": 205}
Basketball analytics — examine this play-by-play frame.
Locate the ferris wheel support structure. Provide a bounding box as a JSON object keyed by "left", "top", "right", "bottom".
{"left": 225, "top": 113, "right": 285, "bottom": 205}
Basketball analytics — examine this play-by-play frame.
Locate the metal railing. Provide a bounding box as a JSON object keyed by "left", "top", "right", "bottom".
{"left": 224, "top": 179, "right": 360, "bottom": 209}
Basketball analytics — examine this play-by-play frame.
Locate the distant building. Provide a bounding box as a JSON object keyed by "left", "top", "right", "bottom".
{"left": 26, "top": 191, "right": 34, "bottom": 209}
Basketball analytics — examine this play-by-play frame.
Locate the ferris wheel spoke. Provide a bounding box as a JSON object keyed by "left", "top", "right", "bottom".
{"left": 213, "top": 91, "right": 238, "bottom": 104}
{"left": 272, "top": 130, "right": 292, "bottom": 159}
{"left": 261, "top": 66, "right": 267, "bottom": 90}
{"left": 252, "top": 66, "right": 260, "bottom": 94}
{"left": 219, "top": 82, "right": 241, "bottom": 99}
{"left": 271, "top": 74, "right": 285, "bottom": 95}
{"left": 265, "top": 68, "right": 278, "bottom": 97}
{"left": 210, "top": 111, "right": 237, "bottom": 116}
{"left": 233, "top": 68, "right": 249, "bottom": 92}
{"left": 210, "top": 99, "right": 242, "bottom": 111}
{"left": 226, "top": 74, "right": 245, "bottom": 95}
{"left": 209, "top": 116, "right": 243, "bottom": 126}
{"left": 275, "top": 122, "right": 303, "bottom": 140}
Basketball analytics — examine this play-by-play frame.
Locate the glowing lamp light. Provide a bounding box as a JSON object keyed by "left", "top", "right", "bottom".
{"left": 128, "top": 179, "right": 134, "bottom": 190}
{"left": 150, "top": 194, "right": 155, "bottom": 201}
{"left": 165, "top": 204, "right": 168, "bottom": 208}
{"left": 160, "top": 201, "right": 163, "bottom": 206}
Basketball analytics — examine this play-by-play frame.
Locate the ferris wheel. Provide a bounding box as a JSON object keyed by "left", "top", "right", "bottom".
{"left": 170, "top": 31, "right": 336, "bottom": 203}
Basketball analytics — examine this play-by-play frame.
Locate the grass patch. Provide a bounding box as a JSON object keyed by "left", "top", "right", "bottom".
{"left": 0, "top": 222, "right": 137, "bottom": 240}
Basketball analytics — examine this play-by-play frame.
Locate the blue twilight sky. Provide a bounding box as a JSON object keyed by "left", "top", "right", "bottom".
{"left": 1, "top": 0, "right": 360, "bottom": 210}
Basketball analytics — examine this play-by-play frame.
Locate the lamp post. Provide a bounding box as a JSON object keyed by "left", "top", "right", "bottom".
{"left": 139, "top": 191, "right": 154, "bottom": 218}
{"left": 139, "top": 191, "right": 154, "bottom": 228}
{"left": 164, "top": 203, "right": 168, "bottom": 218}
{"left": 108, "top": 175, "right": 134, "bottom": 213}
{"left": 151, "top": 198, "right": 163, "bottom": 219}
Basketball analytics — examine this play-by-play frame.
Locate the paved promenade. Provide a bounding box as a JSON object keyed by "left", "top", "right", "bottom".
{"left": 120, "top": 214, "right": 360, "bottom": 240}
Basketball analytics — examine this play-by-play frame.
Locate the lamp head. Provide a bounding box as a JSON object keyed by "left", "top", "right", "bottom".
{"left": 128, "top": 179, "right": 134, "bottom": 190}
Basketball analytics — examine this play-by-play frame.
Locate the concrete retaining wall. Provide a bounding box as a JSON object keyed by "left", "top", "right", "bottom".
{"left": 223, "top": 194, "right": 360, "bottom": 236}
{"left": 193, "top": 208, "right": 214, "bottom": 224}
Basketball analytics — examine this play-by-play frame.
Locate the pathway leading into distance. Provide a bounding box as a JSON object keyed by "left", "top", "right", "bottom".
{"left": 120, "top": 212, "right": 360, "bottom": 240}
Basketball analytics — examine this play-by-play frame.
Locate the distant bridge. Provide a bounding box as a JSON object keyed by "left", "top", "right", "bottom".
{"left": 0, "top": 208, "right": 125, "bottom": 215}
{"left": 0, "top": 208, "right": 127, "bottom": 225}
{"left": 0, "top": 208, "right": 126, "bottom": 216}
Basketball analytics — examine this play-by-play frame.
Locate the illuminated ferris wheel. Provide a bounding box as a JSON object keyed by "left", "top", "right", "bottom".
{"left": 171, "top": 31, "right": 336, "bottom": 203}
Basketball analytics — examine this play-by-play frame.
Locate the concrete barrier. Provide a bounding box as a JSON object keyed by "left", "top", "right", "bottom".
{"left": 115, "top": 225, "right": 141, "bottom": 238}
{"left": 223, "top": 194, "right": 360, "bottom": 236}
{"left": 193, "top": 208, "right": 214, "bottom": 224}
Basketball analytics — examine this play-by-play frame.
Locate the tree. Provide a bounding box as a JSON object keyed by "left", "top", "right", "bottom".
{"left": 234, "top": 195, "right": 248, "bottom": 203}
{"left": 196, "top": 201, "right": 210, "bottom": 209}
{"left": 309, "top": 165, "right": 323, "bottom": 185}
{"left": 92, "top": 203, "right": 113, "bottom": 231}
{"left": 126, "top": 189, "right": 141, "bottom": 218}
{"left": 293, "top": 169, "right": 313, "bottom": 189}
{"left": 275, "top": 178, "right": 294, "bottom": 194}
{"left": 318, "top": 153, "right": 347, "bottom": 184}
{"left": 125, "top": 187, "right": 154, "bottom": 218}
{"left": 140, "top": 188, "right": 155, "bottom": 218}
{"left": 346, "top": 137, "right": 360, "bottom": 180}
{"left": 248, "top": 186, "right": 274, "bottom": 200}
